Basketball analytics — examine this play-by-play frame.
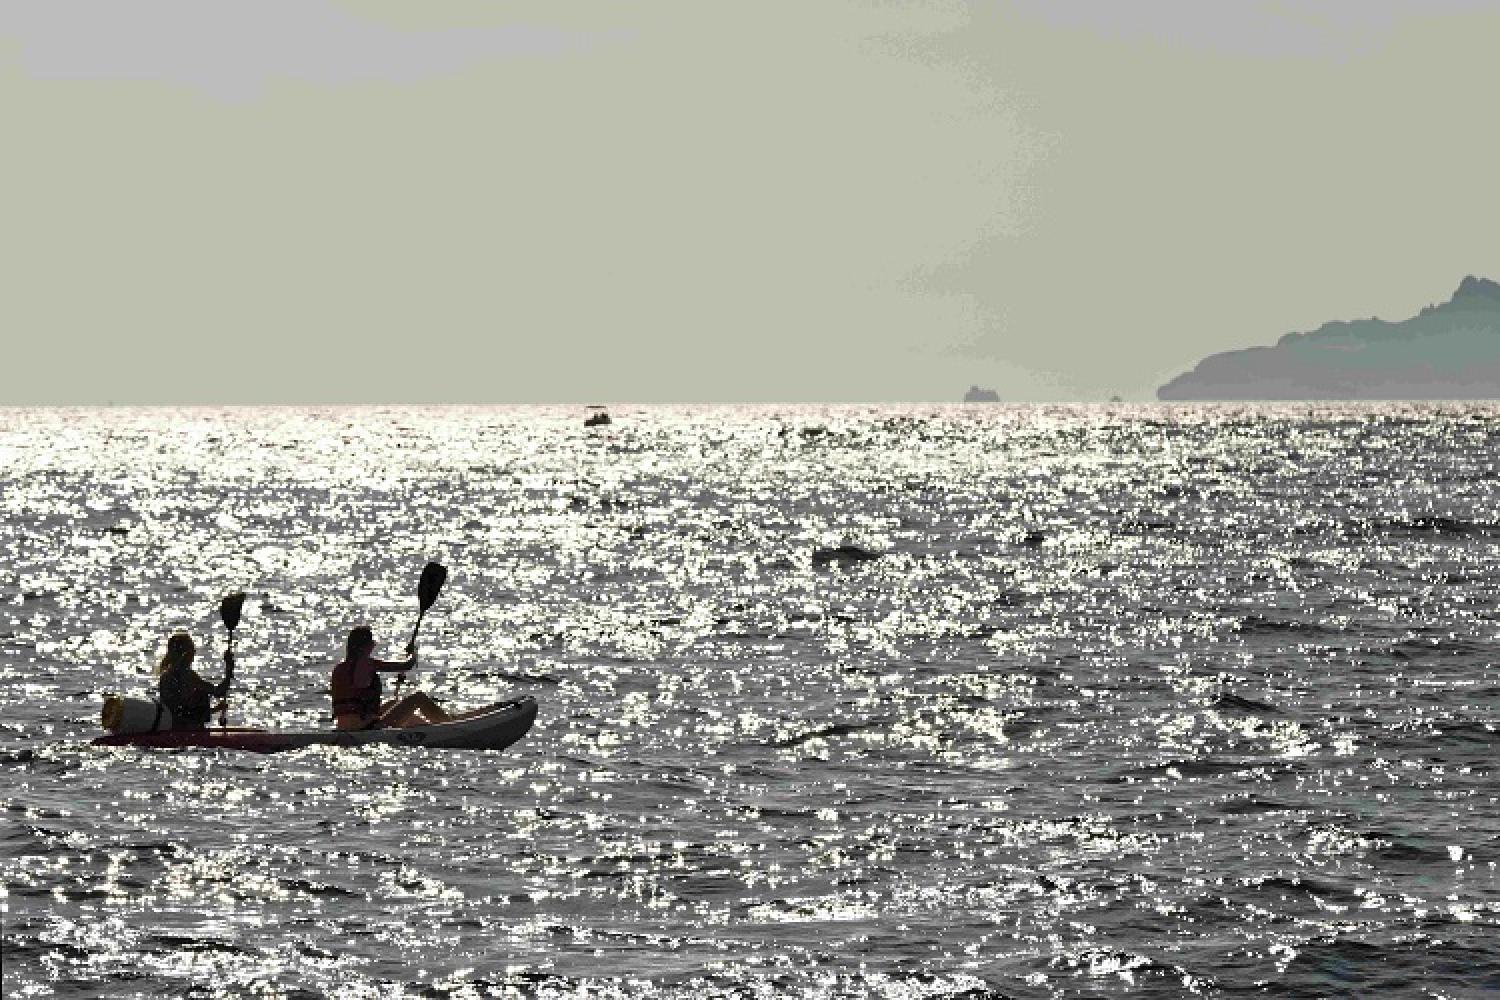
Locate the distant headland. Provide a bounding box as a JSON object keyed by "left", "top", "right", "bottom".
{"left": 963, "top": 385, "right": 1001, "bottom": 402}
{"left": 1158, "top": 276, "right": 1500, "bottom": 400}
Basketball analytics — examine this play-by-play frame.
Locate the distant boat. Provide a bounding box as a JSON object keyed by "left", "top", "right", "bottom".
{"left": 963, "top": 385, "right": 1000, "bottom": 403}
{"left": 584, "top": 406, "right": 612, "bottom": 427}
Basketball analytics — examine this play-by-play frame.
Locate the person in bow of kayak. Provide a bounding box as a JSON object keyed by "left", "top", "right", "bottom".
{"left": 156, "top": 632, "right": 233, "bottom": 730}
{"left": 331, "top": 625, "right": 476, "bottom": 730}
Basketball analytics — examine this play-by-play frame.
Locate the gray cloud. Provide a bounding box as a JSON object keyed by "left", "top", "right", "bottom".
{"left": 0, "top": 0, "right": 624, "bottom": 102}
{"left": 1006, "top": 0, "right": 1496, "bottom": 58}
{"left": 4, "top": 2, "right": 1498, "bottom": 402}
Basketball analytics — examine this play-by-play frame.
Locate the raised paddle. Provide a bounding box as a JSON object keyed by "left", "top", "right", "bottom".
{"left": 218, "top": 591, "right": 246, "bottom": 727}
{"left": 394, "top": 562, "right": 447, "bottom": 698}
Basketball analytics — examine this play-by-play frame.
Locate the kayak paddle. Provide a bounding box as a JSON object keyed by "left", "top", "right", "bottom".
{"left": 218, "top": 591, "right": 246, "bottom": 727}
{"left": 395, "top": 562, "right": 446, "bottom": 698}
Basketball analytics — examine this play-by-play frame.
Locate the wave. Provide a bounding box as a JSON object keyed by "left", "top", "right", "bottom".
{"left": 771, "top": 718, "right": 890, "bottom": 748}
{"left": 1363, "top": 832, "right": 1451, "bottom": 864}
{"left": 1344, "top": 516, "right": 1500, "bottom": 539}
{"left": 1236, "top": 615, "right": 1339, "bottom": 637}
{"left": 147, "top": 933, "right": 251, "bottom": 955}
{"left": 1242, "top": 873, "right": 1356, "bottom": 900}
{"left": 1127, "top": 757, "right": 1250, "bottom": 780}
{"left": 1217, "top": 797, "right": 1299, "bottom": 815}
{"left": 1213, "top": 692, "right": 1281, "bottom": 714}
{"left": 811, "top": 544, "right": 882, "bottom": 566}
{"left": 1389, "top": 636, "right": 1492, "bottom": 659}
{"left": 1427, "top": 720, "right": 1498, "bottom": 744}
{"left": 279, "top": 877, "right": 359, "bottom": 898}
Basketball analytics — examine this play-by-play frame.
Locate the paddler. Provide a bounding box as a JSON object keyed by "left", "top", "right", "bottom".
{"left": 331, "top": 625, "right": 475, "bottom": 730}
{"left": 156, "top": 632, "right": 233, "bottom": 730}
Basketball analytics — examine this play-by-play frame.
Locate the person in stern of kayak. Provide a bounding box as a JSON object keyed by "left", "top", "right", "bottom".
{"left": 157, "top": 632, "right": 233, "bottom": 730}
{"left": 331, "top": 625, "right": 473, "bottom": 731}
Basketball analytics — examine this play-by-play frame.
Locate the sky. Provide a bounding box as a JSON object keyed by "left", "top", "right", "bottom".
{"left": 4, "top": 0, "right": 1500, "bottom": 403}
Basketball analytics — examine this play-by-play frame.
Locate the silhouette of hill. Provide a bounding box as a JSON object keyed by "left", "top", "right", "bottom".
{"left": 1158, "top": 276, "right": 1500, "bottom": 400}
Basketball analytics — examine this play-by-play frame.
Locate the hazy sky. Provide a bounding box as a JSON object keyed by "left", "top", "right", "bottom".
{"left": 4, "top": 0, "right": 1499, "bottom": 403}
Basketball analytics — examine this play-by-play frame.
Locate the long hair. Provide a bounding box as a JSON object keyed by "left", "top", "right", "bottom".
{"left": 156, "top": 632, "right": 195, "bottom": 677}
{"left": 345, "top": 626, "right": 374, "bottom": 663}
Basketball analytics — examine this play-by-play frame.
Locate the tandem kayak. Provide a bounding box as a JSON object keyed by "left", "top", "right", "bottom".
{"left": 92, "top": 696, "right": 538, "bottom": 754}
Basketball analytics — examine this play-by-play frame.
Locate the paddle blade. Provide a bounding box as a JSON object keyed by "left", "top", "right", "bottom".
{"left": 417, "top": 562, "right": 447, "bottom": 612}
{"left": 219, "top": 592, "right": 247, "bottom": 632}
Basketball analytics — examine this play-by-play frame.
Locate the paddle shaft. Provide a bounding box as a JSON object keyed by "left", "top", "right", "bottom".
{"left": 394, "top": 611, "right": 426, "bottom": 698}
{"left": 219, "top": 626, "right": 235, "bottom": 727}
{"left": 409, "top": 610, "right": 427, "bottom": 653}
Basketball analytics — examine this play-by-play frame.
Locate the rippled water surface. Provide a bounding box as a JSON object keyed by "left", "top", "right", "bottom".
{"left": 2, "top": 403, "right": 1499, "bottom": 998}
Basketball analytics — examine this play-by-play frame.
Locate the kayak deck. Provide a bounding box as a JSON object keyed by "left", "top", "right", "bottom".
{"left": 93, "top": 696, "right": 538, "bottom": 754}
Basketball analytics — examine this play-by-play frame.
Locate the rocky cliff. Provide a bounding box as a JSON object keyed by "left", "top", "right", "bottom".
{"left": 1158, "top": 277, "right": 1500, "bottom": 400}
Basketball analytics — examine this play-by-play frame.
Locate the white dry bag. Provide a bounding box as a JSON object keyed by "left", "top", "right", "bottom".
{"left": 101, "top": 695, "right": 173, "bottom": 734}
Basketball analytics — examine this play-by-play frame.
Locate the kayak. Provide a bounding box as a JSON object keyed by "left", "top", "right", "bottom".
{"left": 92, "top": 696, "right": 538, "bottom": 754}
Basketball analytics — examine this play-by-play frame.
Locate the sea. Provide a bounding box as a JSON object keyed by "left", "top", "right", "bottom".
{"left": 1, "top": 403, "right": 1497, "bottom": 999}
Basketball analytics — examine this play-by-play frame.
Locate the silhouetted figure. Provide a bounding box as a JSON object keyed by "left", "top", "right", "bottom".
{"left": 156, "top": 632, "right": 233, "bottom": 730}
{"left": 331, "top": 626, "right": 485, "bottom": 730}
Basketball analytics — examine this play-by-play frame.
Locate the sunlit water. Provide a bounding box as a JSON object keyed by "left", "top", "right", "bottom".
{"left": 2, "top": 403, "right": 1498, "bottom": 998}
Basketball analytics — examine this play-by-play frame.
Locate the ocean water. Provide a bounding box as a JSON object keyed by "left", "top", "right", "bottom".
{"left": 1, "top": 403, "right": 1497, "bottom": 999}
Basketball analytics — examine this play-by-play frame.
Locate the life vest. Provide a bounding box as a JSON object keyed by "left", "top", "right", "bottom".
{"left": 158, "top": 666, "right": 213, "bottom": 729}
{"left": 330, "top": 656, "right": 382, "bottom": 719}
